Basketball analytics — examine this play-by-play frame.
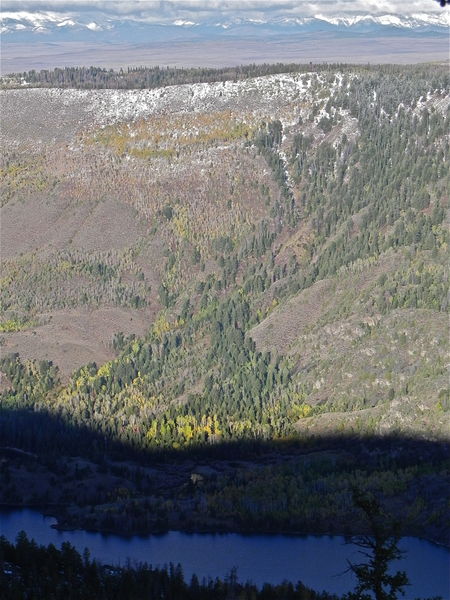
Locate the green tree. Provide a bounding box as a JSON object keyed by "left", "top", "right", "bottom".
{"left": 346, "top": 491, "right": 409, "bottom": 600}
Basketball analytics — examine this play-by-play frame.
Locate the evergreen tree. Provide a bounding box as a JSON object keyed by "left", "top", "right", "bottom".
{"left": 346, "top": 491, "right": 409, "bottom": 600}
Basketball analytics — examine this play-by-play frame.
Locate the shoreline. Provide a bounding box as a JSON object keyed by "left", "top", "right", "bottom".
{"left": 2, "top": 504, "right": 448, "bottom": 550}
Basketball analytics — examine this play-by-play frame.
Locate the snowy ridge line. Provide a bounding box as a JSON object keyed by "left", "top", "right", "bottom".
{"left": 1, "top": 72, "right": 339, "bottom": 126}
{"left": 310, "top": 13, "right": 449, "bottom": 28}
{"left": 1, "top": 12, "right": 448, "bottom": 34}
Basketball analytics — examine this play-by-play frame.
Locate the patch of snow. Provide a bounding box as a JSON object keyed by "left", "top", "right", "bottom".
{"left": 312, "top": 13, "right": 449, "bottom": 29}
{"left": 51, "top": 72, "right": 323, "bottom": 126}
{"left": 279, "top": 149, "right": 295, "bottom": 189}
{"left": 173, "top": 19, "right": 197, "bottom": 27}
{"left": 86, "top": 22, "right": 102, "bottom": 31}
{"left": 57, "top": 19, "right": 76, "bottom": 27}
{"left": 0, "top": 10, "right": 72, "bottom": 28}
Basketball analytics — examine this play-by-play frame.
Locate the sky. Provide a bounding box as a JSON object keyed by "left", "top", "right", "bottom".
{"left": 1, "top": 0, "right": 445, "bottom": 24}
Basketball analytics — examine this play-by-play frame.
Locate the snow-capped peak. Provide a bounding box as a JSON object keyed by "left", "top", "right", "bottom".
{"left": 85, "top": 22, "right": 102, "bottom": 32}
{"left": 0, "top": 10, "right": 447, "bottom": 37}
{"left": 312, "top": 13, "right": 449, "bottom": 28}
{"left": 57, "top": 19, "right": 76, "bottom": 28}
{"left": 173, "top": 20, "right": 197, "bottom": 27}
{"left": 1, "top": 10, "right": 72, "bottom": 28}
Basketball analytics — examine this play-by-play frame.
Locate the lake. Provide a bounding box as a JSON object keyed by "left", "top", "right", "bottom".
{"left": 1, "top": 508, "right": 449, "bottom": 598}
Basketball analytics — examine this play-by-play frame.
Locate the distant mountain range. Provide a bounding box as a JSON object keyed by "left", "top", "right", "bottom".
{"left": 1, "top": 11, "right": 449, "bottom": 43}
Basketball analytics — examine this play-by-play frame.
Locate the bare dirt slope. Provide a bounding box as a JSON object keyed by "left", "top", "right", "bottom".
{"left": 1, "top": 307, "right": 152, "bottom": 378}
{"left": 2, "top": 195, "right": 149, "bottom": 259}
{"left": 250, "top": 278, "right": 332, "bottom": 354}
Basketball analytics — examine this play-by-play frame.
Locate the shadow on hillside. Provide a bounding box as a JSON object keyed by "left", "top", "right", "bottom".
{"left": 0, "top": 405, "right": 448, "bottom": 466}
{"left": 1, "top": 406, "right": 449, "bottom": 549}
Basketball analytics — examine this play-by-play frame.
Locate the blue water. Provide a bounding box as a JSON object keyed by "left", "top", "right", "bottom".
{"left": 1, "top": 509, "right": 449, "bottom": 598}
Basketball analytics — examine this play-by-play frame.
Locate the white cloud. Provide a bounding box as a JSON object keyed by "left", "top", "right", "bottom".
{"left": 1, "top": 0, "right": 443, "bottom": 20}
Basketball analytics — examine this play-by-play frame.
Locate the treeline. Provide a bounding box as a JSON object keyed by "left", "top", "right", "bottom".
{"left": 0, "top": 533, "right": 338, "bottom": 600}
{"left": 3, "top": 63, "right": 315, "bottom": 89}
{"left": 3, "top": 62, "right": 447, "bottom": 90}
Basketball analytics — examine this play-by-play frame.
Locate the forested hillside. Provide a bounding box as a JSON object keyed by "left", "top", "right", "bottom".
{"left": 0, "top": 63, "right": 449, "bottom": 542}
{"left": 1, "top": 63, "right": 323, "bottom": 90}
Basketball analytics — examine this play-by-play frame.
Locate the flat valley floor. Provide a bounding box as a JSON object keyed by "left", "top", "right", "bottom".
{"left": 1, "top": 34, "right": 449, "bottom": 73}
